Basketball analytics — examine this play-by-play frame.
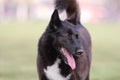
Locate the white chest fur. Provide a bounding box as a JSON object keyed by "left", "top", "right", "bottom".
{"left": 44, "top": 59, "right": 71, "bottom": 80}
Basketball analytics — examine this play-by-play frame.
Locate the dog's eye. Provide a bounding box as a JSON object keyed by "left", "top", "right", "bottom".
{"left": 75, "top": 34, "right": 79, "bottom": 39}
{"left": 67, "top": 29, "right": 73, "bottom": 35}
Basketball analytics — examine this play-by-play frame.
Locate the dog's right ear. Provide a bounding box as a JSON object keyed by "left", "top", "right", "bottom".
{"left": 49, "top": 9, "right": 61, "bottom": 31}
{"left": 67, "top": 11, "right": 80, "bottom": 25}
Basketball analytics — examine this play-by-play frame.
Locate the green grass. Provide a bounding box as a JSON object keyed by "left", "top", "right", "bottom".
{"left": 0, "top": 21, "right": 120, "bottom": 80}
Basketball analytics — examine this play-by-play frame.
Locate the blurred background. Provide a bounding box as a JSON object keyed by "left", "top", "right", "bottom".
{"left": 0, "top": 0, "right": 120, "bottom": 80}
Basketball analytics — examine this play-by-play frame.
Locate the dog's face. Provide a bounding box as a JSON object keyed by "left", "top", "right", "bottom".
{"left": 57, "top": 22, "right": 81, "bottom": 55}
{"left": 46, "top": 10, "right": 83, "bottom": 69}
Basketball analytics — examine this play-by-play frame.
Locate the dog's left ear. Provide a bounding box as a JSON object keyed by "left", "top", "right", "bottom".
{"left": 67, "top": 11, "right": 80, "bottom": 25}
{"left": 49, "top": 9, "right": 61, "bottom": 31}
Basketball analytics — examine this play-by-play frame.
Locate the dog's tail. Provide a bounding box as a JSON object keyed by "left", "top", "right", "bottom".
{"left": 55, "top": 0, "right": 80, "bottom": 19}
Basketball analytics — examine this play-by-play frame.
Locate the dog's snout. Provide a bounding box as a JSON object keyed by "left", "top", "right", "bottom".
{"left": 76, "top": 49, "right": 83, "bottom": 55}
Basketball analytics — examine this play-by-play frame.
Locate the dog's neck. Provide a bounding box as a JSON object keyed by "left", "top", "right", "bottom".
{"left": 44, "top": 58, "right": 72, "bottom": 80}
{"left": 41, "top": 36, "right": 73, "bottom": 79}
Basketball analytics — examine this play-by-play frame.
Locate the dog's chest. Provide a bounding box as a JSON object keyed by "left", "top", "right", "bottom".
{"left": 44, "top": 59, "right": 71, "bottom": 80}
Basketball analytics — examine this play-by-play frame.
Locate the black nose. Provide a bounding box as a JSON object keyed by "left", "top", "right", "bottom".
{"left": 76, "top": 49, "right": 83, "bottom": 55}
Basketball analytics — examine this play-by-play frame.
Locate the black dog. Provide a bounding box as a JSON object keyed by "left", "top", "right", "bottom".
{"left": 37, "top": 0, "right": 91, "bottom": 80}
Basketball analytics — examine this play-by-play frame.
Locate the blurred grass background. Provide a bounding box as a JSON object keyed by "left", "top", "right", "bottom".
{"left": 0, "top": 21, "right": 120, "bottom": 80}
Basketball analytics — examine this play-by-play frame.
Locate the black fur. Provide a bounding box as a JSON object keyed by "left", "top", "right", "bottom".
{"left": 37, "top": 0, "right": 91, "bottom": 80}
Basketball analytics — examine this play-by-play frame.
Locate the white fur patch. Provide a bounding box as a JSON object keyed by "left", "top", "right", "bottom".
{"left": 44, "top": 58, "right": 71, "bottom": 80}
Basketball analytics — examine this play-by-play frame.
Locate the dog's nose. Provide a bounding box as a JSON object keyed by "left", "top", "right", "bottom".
{"left": 76, "top": 49, "right": 84, "bottom": 55}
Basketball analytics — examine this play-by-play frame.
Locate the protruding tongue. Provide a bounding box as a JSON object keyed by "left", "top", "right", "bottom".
{"left": 61, "top": 48, "right": 76, "bottom": 70}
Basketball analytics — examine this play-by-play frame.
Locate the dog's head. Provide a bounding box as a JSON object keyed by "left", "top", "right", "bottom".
{"left": 46, "top": 9, "right": 83, "bottom": 69}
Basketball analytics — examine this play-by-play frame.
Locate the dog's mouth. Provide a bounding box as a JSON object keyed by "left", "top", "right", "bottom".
{"left": 60, "top": 47, "right": 76, "bottom": 70}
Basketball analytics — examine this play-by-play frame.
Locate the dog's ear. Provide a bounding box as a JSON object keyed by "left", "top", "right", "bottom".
{"left": 49, "top": 9, "right": 61, "bottom": 31}
{"left": 67, "top": 11, "right": 80, "bottom": 25}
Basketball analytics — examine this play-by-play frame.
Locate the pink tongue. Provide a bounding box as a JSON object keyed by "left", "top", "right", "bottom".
{"left": 61, "top": 48, "right": 76, "bottom": 70}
